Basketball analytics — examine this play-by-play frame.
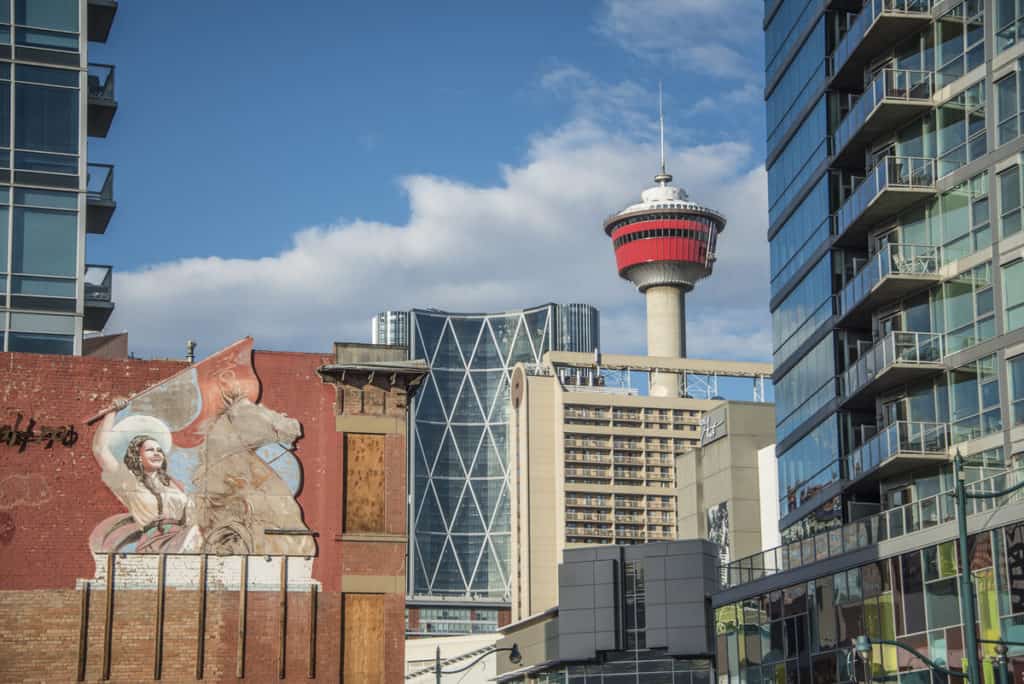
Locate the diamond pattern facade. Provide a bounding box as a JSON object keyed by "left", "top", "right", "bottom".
{"left": 409, "top": 305, "right": 556, "bottom": 600}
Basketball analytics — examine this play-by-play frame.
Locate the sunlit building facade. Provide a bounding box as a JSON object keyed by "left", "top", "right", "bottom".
{"left": 713, "top": 0, "right": 1024, "bottom": 680}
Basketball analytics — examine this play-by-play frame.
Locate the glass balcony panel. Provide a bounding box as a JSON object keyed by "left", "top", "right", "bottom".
{"left": 836, "top": 158, "right": 936, "bottom": 245}
{"left": 833, "top": 69, "right": 933, "bottom": 164}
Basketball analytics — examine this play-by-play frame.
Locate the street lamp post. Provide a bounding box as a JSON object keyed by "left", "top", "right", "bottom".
{"left": 954, "top": 451, "right": 983, "bottom": 684}
{"left": 434, "top": 643, "right": 521, "bottom": 683}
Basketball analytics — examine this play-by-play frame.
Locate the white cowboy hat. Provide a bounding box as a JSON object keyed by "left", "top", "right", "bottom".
{"left": 108, "top": 414, "right": 173, "bottom": 460}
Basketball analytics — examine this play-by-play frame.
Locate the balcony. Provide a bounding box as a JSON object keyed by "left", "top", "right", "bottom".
{"left": 836, "top": 158, "right": 936, "bottom": 247}
{"left": 87, "top": 64, "right": 117, "bottom": 137}
{"left": 86, "top": 163, "right": 116, "bottom": 234}
{"left": 829, "top": 0, "right": 932, "bottom": 90}
{"left": 846, "top": 420, "right": 948, "bottom": 487}
{"left": 83, "top": 264, "right": 114, "bottom": 331}
{"left": 87, "top": 0, "right": 118, "bottom": 43}
{"left": 839, "top": 331, "right": 944, "bottom": 408}
{"left": 832, "top": 69, "right": 933, "bottom": 169}
{"left": 837, "top": 243, "right": 942, "bottom": 326}
{"left": 722, "top": 467, "right": 1017, "bottom": 588}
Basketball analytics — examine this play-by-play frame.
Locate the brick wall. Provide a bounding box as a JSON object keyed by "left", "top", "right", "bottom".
{"left": 0, "top": 349, "right": 409, "bottom": 682}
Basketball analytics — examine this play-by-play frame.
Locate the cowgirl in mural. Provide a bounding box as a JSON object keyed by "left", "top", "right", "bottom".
{"left": 91, "top": 399, "right": 201, "bottom": 553}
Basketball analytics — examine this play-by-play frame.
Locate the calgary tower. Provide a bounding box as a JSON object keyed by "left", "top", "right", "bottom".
{"left": 603, "top": 93, "right": 727, "bottom": 396}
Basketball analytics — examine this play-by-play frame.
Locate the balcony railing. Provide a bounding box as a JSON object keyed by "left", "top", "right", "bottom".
{"left": 615, "top": 499, "right": 644, "bottom": 509}
{"left": 837, "top": 243, "right": 941, "bottom": 321}
{"left": 84, "top": 264, "right": 112, "bottom": 302}
{"left": 829, "top": 0, "right": 932, "bottom": 85}
{"left": 846, "top": 420, "right": 948, "bottom": 482}
{"left": 833, "top": 69, "right": 932, "bottom": 164}
{"left": 722, "top": 466, "right": 1022, "bottom": 588}
{"left": 87, "top": 163, "right": 114, "bottom": 203}
{"left": 836, "top": 157, "right": 936, "bottom": 241}
{"left": 88, "top": 63, "right": 115, "bottom": 101}
{"left": 841, "top": 331, "right": 943, "bottom": 402}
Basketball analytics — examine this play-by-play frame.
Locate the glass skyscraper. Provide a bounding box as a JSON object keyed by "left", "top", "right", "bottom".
{"left": 767, "top": 0, "right": 1024, "bottom": 540}
{"left": 0, "top": 0, "right": 117, "bottom": 354}
{"left": 373, "top": 303, "right": 598, "bottom": 633}
{"left": 709, "top": 2, "right": 1024, "bottom": 681}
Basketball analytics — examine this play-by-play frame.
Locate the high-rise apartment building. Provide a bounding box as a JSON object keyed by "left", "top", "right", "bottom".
{"left": 372, "top": 309, "right": 409, "bottom": 347}
{"left": 707, "top": 1, "right": 1024, "bottom": 681}
{"left": 507, "top": 352, "right": 773, "bottom": 622}
{"left": 372, "top": 303, "right": 599, "bottom": 634}
{"left": 767, "top": 0, "right": 1024, "bottom": 541}
{"left": 0, "top": 0, "right": 117, "bottom": 354}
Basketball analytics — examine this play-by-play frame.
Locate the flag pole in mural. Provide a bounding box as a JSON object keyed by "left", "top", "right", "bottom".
{"left": 87, "top": 337, "right": 315, "bottom": 556}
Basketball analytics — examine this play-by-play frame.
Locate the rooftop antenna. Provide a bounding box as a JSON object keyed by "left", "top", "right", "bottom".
{"left": 654, "top": 81, "right": 672, "bottom": 186}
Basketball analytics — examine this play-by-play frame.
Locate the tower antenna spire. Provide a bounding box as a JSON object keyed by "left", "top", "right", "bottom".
{"left": 655, "top": 82, "right": 672, "bottom": 186}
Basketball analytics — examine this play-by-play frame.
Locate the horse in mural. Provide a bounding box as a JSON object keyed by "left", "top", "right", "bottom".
{"left": 190, "top": 391, "right": 315, "bottom": 556}
{"left": 90, "top": 391, "right": 316, "bottom": 556}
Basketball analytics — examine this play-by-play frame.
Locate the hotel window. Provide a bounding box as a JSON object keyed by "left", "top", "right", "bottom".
{"left": 1000, "top": 165, "right": 1022, "bottom": 238}
{"left": 937, "top": 82, "right": 986, "bottom": 177}
{"left": 1010, "top": 355, "right": 1024, "bottom": 426}
{"left": 1004, "top": 259, "right": 1024, "bottom": 332}
{"left": 997, "top": 72, "right": 1021, "bottom": 146}
{"left": 998, "top": 0, "right": 1024, "bottom": 52}
{"left": 939, "top": 261, "right": 994, "bottom": 353}
{"left": 949, "top": 354, "right": 1001, "bottom": 443}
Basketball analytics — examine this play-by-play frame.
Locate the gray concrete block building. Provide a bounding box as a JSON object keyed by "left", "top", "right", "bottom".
{"left": 495, "top": 540, "right": 719, "bottom": 682}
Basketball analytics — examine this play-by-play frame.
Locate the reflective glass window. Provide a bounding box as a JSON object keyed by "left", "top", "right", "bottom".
{"left": 15, "top": 81, "right": 78, "bottom": 155}
{"left": 766, "top": 18, "right": 825, "bottom": 156}
{"left": 11, "top": 207, "right": 76, "bottom": 276}
{"left": 765, "top": 0, "right": 824, "bottom": 85}
{"left": 1004, "top": 260, "right": 1024, "bottom": 333}
{"left": 14, "top": 0, "right": 77, "bottom": 32}
{"left": 772, "top": 253, "right": 832, "bottom": 366}
{"left": 770, "top": 175, "right": 830, "bottom": 297}
{"left": 768, "top": 98, "right": 828, "bottom": 225}
{"left": 777, "top": 416, "right": 839, "bottom": 516}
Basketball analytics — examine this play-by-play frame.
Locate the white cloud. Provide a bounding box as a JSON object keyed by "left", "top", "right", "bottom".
{"left": 596, "top": 0, "right": 762, "bottom": 80}
{"left": 110, "top": 72, "right": 770, "bottom": 364}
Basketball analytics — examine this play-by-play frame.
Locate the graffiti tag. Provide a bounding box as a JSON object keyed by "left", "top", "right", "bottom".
{"left": 0, "top": 414, "right": 78, "bottom": 452}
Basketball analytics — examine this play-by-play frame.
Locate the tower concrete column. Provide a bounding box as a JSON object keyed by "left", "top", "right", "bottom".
{"left": 646, "top": 285, "right": 687, "bottom": 397}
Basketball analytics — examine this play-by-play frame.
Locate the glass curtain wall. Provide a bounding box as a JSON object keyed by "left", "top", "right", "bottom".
{"left": 409, "top": 305, "right": 555, "bottom": 601}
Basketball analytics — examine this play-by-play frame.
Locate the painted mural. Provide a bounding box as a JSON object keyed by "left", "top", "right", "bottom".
{"left": 88, "top": 338, "right": 315, "bottom": 556}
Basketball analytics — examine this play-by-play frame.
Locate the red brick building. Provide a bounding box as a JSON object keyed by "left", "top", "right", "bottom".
{"left": 0, "top": 341, "right": 423, "bottom": 682}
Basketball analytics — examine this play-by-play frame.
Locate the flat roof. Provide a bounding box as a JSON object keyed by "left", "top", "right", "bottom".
{"left": 544, "top": 351, "right": 772, "bottom": 378}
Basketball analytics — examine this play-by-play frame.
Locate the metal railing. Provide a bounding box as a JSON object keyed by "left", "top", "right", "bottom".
{"left": 829, "top": 0, "right": 931, "bottom": 78}
{"left": 87, "top": 163, "right": 114, "bottom": 202}
{"left": 87, "top": 63, "right": 115, "bottom": 101}
{"left": 834, "top": 69, "right": 932, "bottom": 155}
{"left": 836, "top": 157, "right": 936, "bottom": 238}
{"left": 846, "top": 420, "right": 948, "bottom": 481}
{"left": 84, "top": 264, "right": 112, "bottom": 302}
{"left": 837, "top": 243, "right": 941, "bottom": 319}
{"left": 840, "top": 330, "right": 943, "bottom": 400}
{"left": 723, "top": 467, "right": 1023, "bottom": 588}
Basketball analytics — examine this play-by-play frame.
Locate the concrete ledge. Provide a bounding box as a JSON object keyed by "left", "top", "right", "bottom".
{"left": 335, "top": 414, "right": 405, "bottom": 435}
{"left": 341, "top": 574, "right": 404, "bottom": 593}
{"left": 336, "top": 533, "right": 408, "bottom": 544}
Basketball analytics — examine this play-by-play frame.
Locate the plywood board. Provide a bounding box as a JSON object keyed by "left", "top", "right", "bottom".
{"left": 344, "top": 434, "right": 386, "bottom": 533}
{"left": 342, "top": 594, "right": 384, "bottom": 682}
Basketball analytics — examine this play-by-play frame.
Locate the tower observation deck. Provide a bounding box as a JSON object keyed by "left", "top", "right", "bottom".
{"left": 603, "top": 119, "right": 726, "bottom": 396}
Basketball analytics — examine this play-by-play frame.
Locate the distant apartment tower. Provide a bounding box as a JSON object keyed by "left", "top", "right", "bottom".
{"left": 372, "top": 309, "right": 409, "bottom": 346}
{"left": 372, "top": 303, "right": 599, "bottom": 634}
{"left": 0, "top": 0, "right": 119, "bottom": 354}
{"left": 508, "top": 352, "right": 773, "bottom": 622}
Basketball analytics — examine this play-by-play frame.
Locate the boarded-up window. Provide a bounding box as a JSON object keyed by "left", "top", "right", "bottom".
{"left": 342, "top": 594, "right": 385, "bottom": 682}
{"left": 343, "top": 433, "right": 385, "bottom": 533}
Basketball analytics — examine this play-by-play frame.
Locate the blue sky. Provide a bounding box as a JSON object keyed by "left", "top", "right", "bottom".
{"left": 90, "top": 0, "right": 769, "bottom": 362}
